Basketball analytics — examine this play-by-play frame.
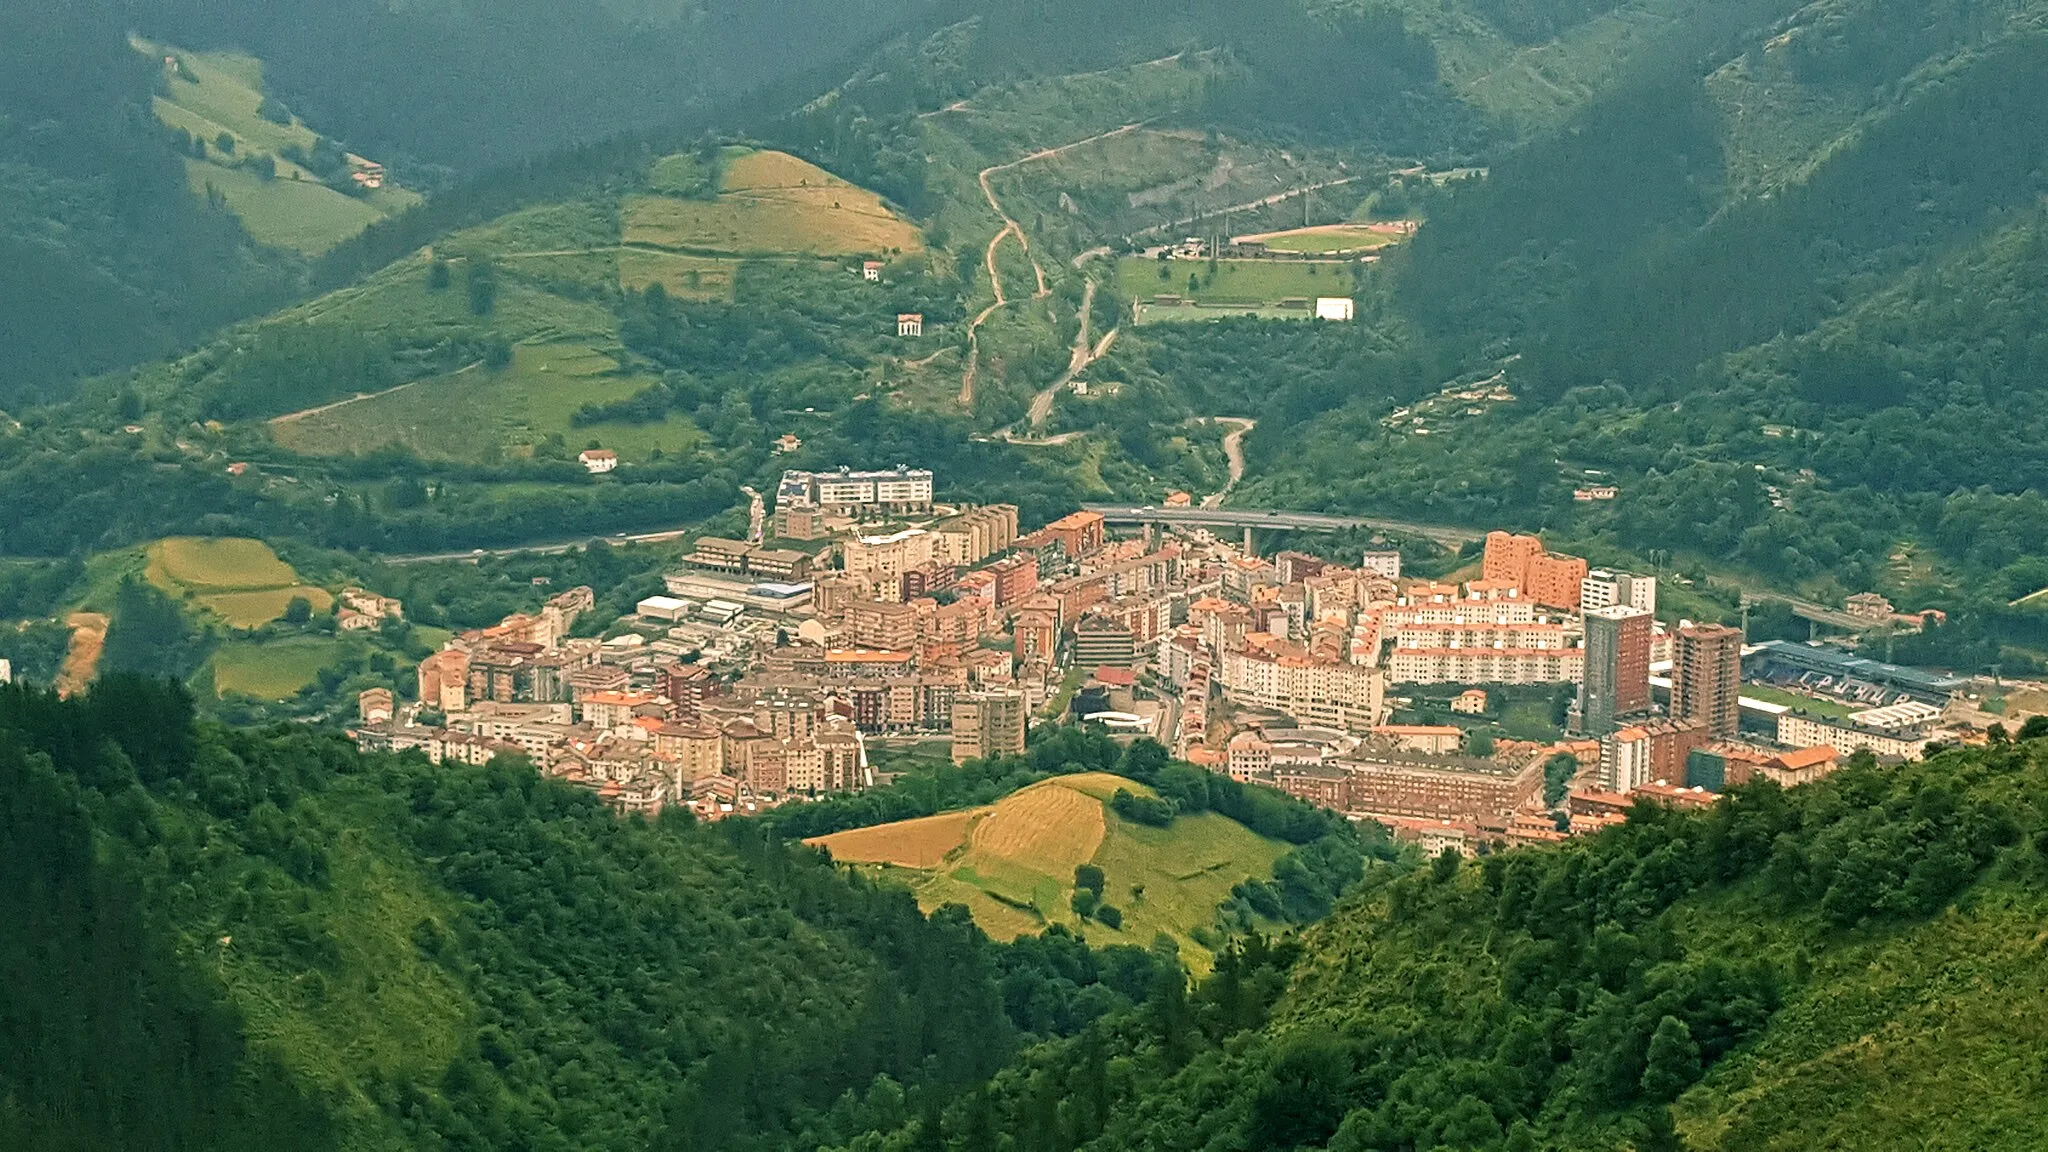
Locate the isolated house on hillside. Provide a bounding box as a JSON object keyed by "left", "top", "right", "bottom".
{"left": 862, "top": 261, "right": 883, "bottom": 281}
{"left": 579, "top": 449, "right": 619, "bottom": 474}
{"left": 896, "top": 313, "right": 923, "bottom": 337}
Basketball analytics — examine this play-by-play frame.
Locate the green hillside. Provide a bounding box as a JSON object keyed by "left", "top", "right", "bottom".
{"left": 835, "top": 736, "right": 2048, "bottom": 1151}
{"left": 813, "top": 772, "right": 1294, "bottom": 966}
{"left": 0, "top": 678, "right": 1193, "bottom": 1152}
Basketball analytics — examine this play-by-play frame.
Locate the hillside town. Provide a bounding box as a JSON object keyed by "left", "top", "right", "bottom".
{"left": 353, "top": 467, "right": 1989, "bottom": 840}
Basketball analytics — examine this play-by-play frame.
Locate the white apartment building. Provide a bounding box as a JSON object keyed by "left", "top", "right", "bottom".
{"left": 1392, "top": 621, "right": 1576, "bottom": 652}
{"left": 1581, "top": 569, "right": 1658, "bottom": 615}
{"left": 1776, "top": 712, "right": 1927, "bottom": 761}
{"left": 843, "top": 528, "right": 935, "bottom": 581}
{"left": 1388, "top": 646, "right": 1585, "bottom": 685}
{"left": 777, "top": 466, "right": 935, "bottom": 514}
{"left": 1218, "top": 648, "right": 1386, "bottom": 731}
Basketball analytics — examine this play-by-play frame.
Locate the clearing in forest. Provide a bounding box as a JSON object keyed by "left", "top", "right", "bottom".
{"left": 623, "top": 149, "right": 923, "bottom": 258}
{"left": 810, "top": 772, "right": 1287, "bottom": 969}
{"left": 145, "top": 537, "right": 333, "bottom": 628}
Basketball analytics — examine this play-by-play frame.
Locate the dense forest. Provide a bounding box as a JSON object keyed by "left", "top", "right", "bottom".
{"left": 0, "top": 0, "right": 295, "bottom": 402}
{"left": 8, "top": 682, "right": 2045, "bottom": 1150}
{"left": 0, "top": 679, "right": 1186, "bottom": 1150}
{"left": 831, "top": 737, "right": 2048, "bottom": 1151}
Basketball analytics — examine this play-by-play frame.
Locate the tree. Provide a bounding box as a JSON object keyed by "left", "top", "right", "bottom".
{"left": 468, "top": 260, "right": 499, "bottom": 315}
{"left": 428, "top": 260, "right": 451, "bottom": 290}
{"left": 1074, "top": 864, "right": 1105, "bottom": 897}
{"left": 1094, "top": 904, "right": 1122, "bottom": 930}
{"left": 1467, "top": 729, "right": 1496, "bottom": 757}
{"left": 282, "top": 596, "right": 313, "bottom": 625}
{"left": 215, "top": 132, "right": 235, "bottom": 155}
{"left": 1071, "top": 889, "right": 1098, "bottom": 918}
{"left": 1640, "top": 1015, "right": 1701, "bottom": 1101}
{"left": 1544, "top": 753, "right": 1580, "bottom": 807}
{"left": 1431, "top": 847, "right": 1461, "bottom": 884}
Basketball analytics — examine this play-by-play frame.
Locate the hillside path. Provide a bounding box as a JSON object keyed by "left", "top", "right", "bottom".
{"left": 961, "top": 122, "right": 1147, "bottom": 408}
{"left": 1201, "top": 417, "right": 1256, "bottom": 508}
{"left": 1144, "top": 176, "right": 1364, "bottom": 239}
{"left": 268, "top": 360, "right": 481, "bottom": 425}
{"left": 54, "top": 612, "right": 108, "bottom": 699}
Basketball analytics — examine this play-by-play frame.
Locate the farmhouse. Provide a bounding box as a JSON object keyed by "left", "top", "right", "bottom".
{"left": 862, "top": 261, "right": 883, "bottom": 281}
{"left": 896, "top": 313, "right": 924, "bottom": 337}
{"left": 579, "top": 449, "right": 619, "bottom": 474}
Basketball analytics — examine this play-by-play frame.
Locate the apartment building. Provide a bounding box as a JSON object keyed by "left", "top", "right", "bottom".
{"left": 1343, "top": 756, "right": 1542, "bottom": 821}
{"left": 1387, "top": 646, "right": 1584, "bottom": 685}
{"left": 777, "top": 466, "right": 934, "bottom": 516}
{"left": 1218, "top": 646, "right": 1386, "bottom": 731}
{"left": 933, "top": 504, "right": 1020, "bottom": 566}
{"left": 951, "top": 690, "right": 1028, "bottom": 764}
{"left": 1673, "top": 624, "right": 1744, "bottom": 738}
{"left": 1580, "top": 605, "right": 1652, "bottom": 736}
{"left": 1581, "top": 569, "right": 1658, "bottom": 615}
{"left": 843, "top": 528, "right": 935, "bottom": 582}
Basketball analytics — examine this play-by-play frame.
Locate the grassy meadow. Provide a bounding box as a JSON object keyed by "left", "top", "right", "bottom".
{"left": 145, "top": 537, "right": 333, "bottom": 627}
{"left": 270, "top": 342, "right": 701, "bottom": 464}
{"left": 811, "top": 772, "right": 1287, "bottom": 970}
{"left": 1117, "top": 256, "right": 1360, "bottom": 306}
{"left": 623, "top": 149, "right": 923, "bottom": 257}
{"left": 211, "top": 636, "right": 351, "bottom": 699}
{"left": 137, "top": 38, "right": 419, "bottom": 254}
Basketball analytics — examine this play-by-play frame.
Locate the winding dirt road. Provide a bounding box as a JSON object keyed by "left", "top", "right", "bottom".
{"left": 1201, "top": 417, "right": 1256, "bottom": 508}
{"left": 960, "top": 122, "right": 1148, "bottom": 408}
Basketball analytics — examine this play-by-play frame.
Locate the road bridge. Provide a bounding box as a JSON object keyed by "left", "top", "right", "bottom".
{"left": 1082, "top": 505, "right": 1482, "bottom": 549}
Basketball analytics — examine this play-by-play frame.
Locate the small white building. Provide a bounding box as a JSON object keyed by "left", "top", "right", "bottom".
{"left": 896, "top": 313, "right": 923, "bottom": 338}
{"left": 579, "top": 449, "right": 619, "bottom": 474}
{"left": 0, "top": 658, "right": 11, "bottom": 685}
{"left": 1314, "top": 297, "right": 1356, "bottom": 322}
{"left": 862, "top": 261, "right": 883, "bottom": 282}
{"left": 636, "top": 595, "right": 692, "bottom": 624}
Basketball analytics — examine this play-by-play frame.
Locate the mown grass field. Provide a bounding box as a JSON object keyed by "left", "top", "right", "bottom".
{"left": 145, "top": 537, "right": 333, "bottom": 627}
{"left": 1736, "top": 681, "right": 1858, "bottom": 719}
{"left": 180, "top": 160, "right": 386, "bottom": 255}
{"left": 1116, "top": 256, "right": 1358, "bottom": 307}
{"left": 811, "top": 772, "right": 1288, "bottom": 969}
{"left": 623, "top": 149, "right": 923, "bottom": 257}
{"left": 211, "top": 636, "right": 350, "bottom": 699}
{"left": 269, "top": 343, "right": 701, "bottom": 464}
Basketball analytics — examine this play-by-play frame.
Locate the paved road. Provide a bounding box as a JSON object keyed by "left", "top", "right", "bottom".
{"left": 740, "top": 485, "right": 765, "bottom": 545}
{"left": 1740, "top": 589, "right": 1880, "bottom": 632}
{"left": 379, "top": 523, "right": 697, "bottom": 566}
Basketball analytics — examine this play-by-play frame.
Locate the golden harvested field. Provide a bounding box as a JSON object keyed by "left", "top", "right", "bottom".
{"left": 809, "top": 772, "right": 1285, "bottom": 968}
{"left": 809, "top": 808, "right": 984, "bottom": 869}
{"left": 968, "top": 779, "right": 1107, "bottom": 870}
{"left": 144, "top": 537, "right": 333, "bottom": 627}
{"left": 622, "top": 149, "right": 922, "bottom": 258}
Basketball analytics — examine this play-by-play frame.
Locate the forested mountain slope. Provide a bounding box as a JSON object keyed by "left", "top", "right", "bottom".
{"left": 1229, "top": 0, "right": 2048, "bottom": 619}
{"left": 0, "top": 0, "right": 294, "bottom": 402}
{"left": 837, "top": 737, "right": 2048, "bottom": 1151}
{"left": 0, "top": 678, "right": 1182, "bottom": 1151}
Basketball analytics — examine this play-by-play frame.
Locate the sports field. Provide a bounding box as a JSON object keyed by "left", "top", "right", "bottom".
{"left": 1237, "top": 222, "right": 1412, "bottom": 254}
{"left": 145, "top": 537, "right": 333, "bottom": 627}
{"left": 623, "top": 149, "right": 923, "bottom": 257}
{"left": 809, "top": 772, "right": 1287, "bottom": 968}
{"left": 1117, "top": 256, "right": 1358, "bottom": 311}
